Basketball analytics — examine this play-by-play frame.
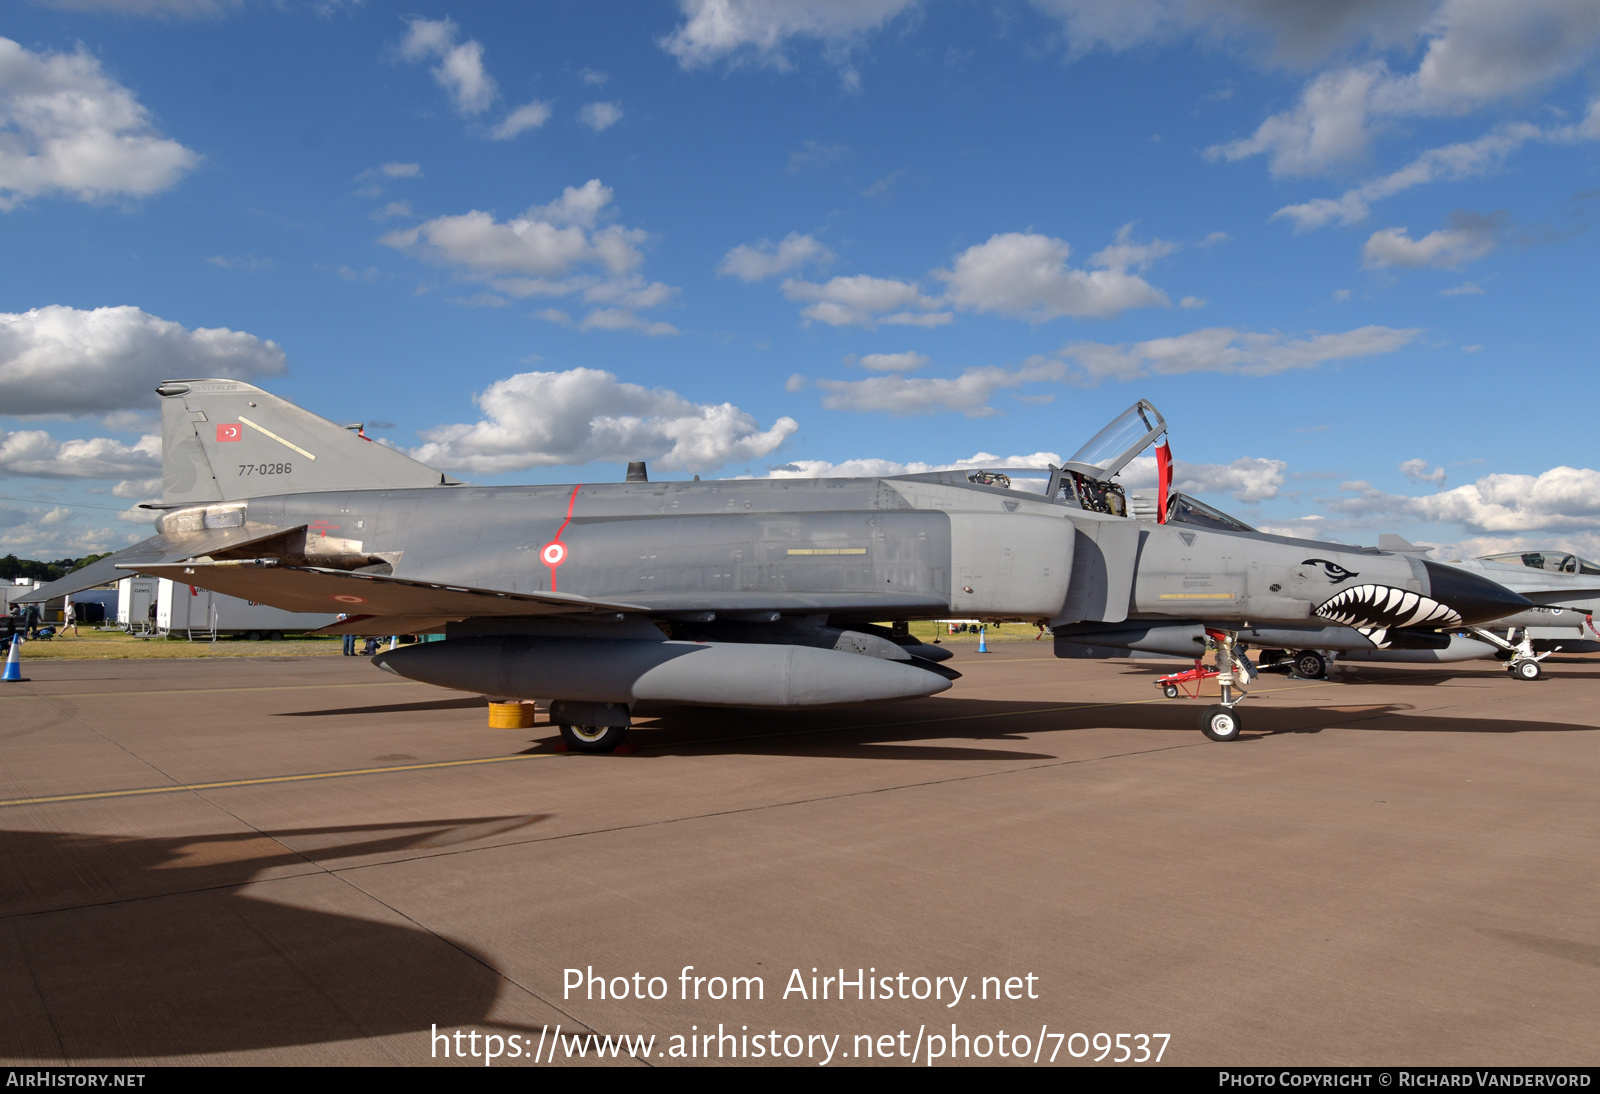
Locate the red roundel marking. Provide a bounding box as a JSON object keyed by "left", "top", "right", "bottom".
{"left": 333, "top": 594, "right": 366, "bottom": 604}
{"left": 541, "top": 542, "right": 567, "bottom": 567}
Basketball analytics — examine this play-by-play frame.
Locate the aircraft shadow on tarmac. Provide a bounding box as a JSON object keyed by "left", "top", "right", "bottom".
{"left": 0, "top": 818, "right": 548, "bottom": 1061}
{"left": 508, "top": 695, "right": 1600, "bottom": 760}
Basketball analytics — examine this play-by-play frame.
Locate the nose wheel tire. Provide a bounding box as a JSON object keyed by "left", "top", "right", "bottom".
{"left": 1293, "top": 650, "right": 1326, "bottom": 679}
{"left": 559, "top": 723, "right": 629, "bottom": 753}
{"left": 1510, "top": 659, "right": 1542, "bottom": 681}
{"left": 1200, "top": 704, "right": 1242, "bottom": 741}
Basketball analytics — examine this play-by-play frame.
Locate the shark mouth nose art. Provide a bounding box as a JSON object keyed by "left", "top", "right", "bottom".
{"left": 1316, "top": 585, "right": 1462, "bottom": 647}
{"left": 1315, "top": 561, "right": 1535, "bottom": 646}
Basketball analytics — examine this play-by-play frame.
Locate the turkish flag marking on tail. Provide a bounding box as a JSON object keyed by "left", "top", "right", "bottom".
{"left": 217, "top": 423, "right": 242, "bottom": 442}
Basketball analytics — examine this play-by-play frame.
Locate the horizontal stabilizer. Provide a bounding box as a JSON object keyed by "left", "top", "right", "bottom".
{"left": 13, "top": 523, "right": 296, "bottom": 603}
{"left": 125, "top": 560, "right": 648, "bottom": 620}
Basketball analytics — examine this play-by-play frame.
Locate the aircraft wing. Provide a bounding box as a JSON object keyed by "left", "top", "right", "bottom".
{"left": 126, "top": 560, "right": 650, "bottom": 620}
{"left": 12, "top": 523, "right": 301, "bottom": 604}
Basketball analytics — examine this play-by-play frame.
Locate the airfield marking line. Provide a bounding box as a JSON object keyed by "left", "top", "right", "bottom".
{"left": 0, "top": 679, "right": 426, "bottom": 701}
{"left": 0, "top": 753, "right": 552, "bottom": 809}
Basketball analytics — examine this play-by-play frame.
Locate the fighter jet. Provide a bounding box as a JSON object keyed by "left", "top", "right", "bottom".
{"left": 23, "top": 382, "right": 1531, "bottom": 747}
{"left": 1056, "top": 535, "right": 1600, "bottom": 683}
{"left": 1411, "top": 548, "right": 1600, "bottom": 677}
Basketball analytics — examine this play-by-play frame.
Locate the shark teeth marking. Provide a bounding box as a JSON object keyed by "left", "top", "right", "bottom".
{"left": 1315, "top": 584, "right": 1463, "bottom": 633}
{"left": 1355, "top": 626, "right": 1390, "bottom": 649}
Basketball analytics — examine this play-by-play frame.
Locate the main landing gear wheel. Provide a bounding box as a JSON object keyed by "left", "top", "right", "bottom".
{"left": 559, "top": 723, "right": 629, "bottom": 753}
{"left": 1510, "top": 659, "right": 1542, "bottom": 681}
{"left": 1163, "top": 684, "right": 1181, "bottom": 698}
{"left": 1293, "top": 650, "right": 1326, "bottom": 679}
{"left": 1200, "top": 704, "right": 1242, "bottom": 741}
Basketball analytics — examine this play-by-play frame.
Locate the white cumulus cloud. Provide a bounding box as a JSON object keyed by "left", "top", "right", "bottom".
{"left": 1400, "top": 458, "right": 1447, "bottom": 485}
{"left": 1123, "top": 454, "right": 1288, "bottom": 503}
{"left": 398, "top": 17, "right": 497, "bottom": 116}
{"left": 1273, "top": 123, "right": 1542, "bottom": 230}
{"left": 1409, "top": 467, "right": 1600, "bottom": 533}
{"left": 936, "top": 231, "right": 1170, "bottom": 321}
{"left": 0, "top": 429, "right": 160, "bottom": 480}
{"left": 578, "top": 102, "right": 623, "bottom": 131}
{"left": 858, "top": 352, "right": 928, "bottom": 372}
{"left": 718, "top": 232, "right": 833, "bottom": 281}
{"left": 1329, "top": 466, "right": 1600, "bottom": 536}
{"left": 411, "top": 368, "right": 799, "bottom": 474}
{"left": 815, "top": 360, "right": 1068, "bottom": 417}
{"left": 781, "top": 275, "right": 950, "bottom": 328}
{"left": 490, "top": 101, "right": 553, "bottom": 140}
{"left": 1361, "top": 211, "right": 1503, "bottom": 269}
{"left": 1056, "top": 325, "right": 1421, "bottom": 385}
{"left": 0, "top": 305, "right": 286, "bottom": 416}
{"left": 380, "top": 180, "right": 678, "bottom": 335}
{"left": 1210, "top": 1, "right": 1600, "bottom": 180}
{"left": 0, "top": 36, "right": 199, "bottom": 210}
{"left": 660, "top": 0, "right": 921, "bottom": 68}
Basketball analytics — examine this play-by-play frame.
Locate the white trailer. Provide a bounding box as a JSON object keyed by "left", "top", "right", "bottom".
{"left": 2, "top": 579, "right": 42, "bottom": 614}
{"left": 155, "top": 578, "right": 338, "bottom": 639}
{"left": 116, "top": 576, "right": 160, "bottom": 631}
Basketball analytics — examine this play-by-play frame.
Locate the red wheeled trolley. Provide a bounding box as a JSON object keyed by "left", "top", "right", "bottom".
{"left": 1156, "top": 658, "right": 1221, "bottom": 699}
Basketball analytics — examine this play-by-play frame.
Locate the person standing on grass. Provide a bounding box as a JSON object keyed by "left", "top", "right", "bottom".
{"left": 64, "top": 599, "right": 79, "bottom": 637}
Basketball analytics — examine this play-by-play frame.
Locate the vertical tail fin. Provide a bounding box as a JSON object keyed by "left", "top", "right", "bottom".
{"left": 158, "top": 379, "right": 457, "bottom": 503}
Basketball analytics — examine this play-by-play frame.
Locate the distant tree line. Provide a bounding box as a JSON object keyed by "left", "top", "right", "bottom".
{"left": 0, "top": 554, "right": 112, "bottom": 582}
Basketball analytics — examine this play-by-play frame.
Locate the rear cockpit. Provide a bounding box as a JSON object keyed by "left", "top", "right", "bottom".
{"left": 894, "top": 399, "right": 1254, "bottom": 532}
{"left": 1479, "top": 550, "right": 1600, "bottom": 576}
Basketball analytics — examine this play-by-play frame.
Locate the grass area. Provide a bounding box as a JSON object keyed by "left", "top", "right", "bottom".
{"left": 904, "top": 621, "right": 1050, "bottom": 644}
{"left": 9, "top": 629, "right": 346, "bottom": 660}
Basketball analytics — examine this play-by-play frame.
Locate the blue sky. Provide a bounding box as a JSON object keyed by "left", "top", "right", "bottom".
{"left": 2, "top": 0, "right": 1598, "bottom": 561}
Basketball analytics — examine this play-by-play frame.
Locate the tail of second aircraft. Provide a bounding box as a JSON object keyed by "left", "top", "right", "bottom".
{"left": 157, "top": 379, "right": 458, "bottom": 503}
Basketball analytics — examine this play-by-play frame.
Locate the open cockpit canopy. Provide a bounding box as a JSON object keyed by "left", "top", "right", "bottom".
{"left": 1063, "top": 400, "right": 1167, "bottom": 479}
{"left": 1047, "top": 400, "right": 1169, "bottom": 517}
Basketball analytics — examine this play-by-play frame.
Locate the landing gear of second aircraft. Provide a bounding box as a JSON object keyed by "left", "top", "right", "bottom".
{"left": 1292, "top": 649, "right": 1327, "bottom": 679}
{"left": 1468, "top": 626, "right": 1554, "bottom": 682}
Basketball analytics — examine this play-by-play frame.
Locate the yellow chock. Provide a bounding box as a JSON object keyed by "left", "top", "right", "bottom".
{"left": 488, "top": 701, "right": 537, "bottom": 729}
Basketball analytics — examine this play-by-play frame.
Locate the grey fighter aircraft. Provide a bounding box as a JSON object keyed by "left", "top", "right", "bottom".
{"left": 1057, "top": 535, "right": 1600, "bottom": 683}
{"left": 23, "top": 382, "right": 1531, "bottom": 746}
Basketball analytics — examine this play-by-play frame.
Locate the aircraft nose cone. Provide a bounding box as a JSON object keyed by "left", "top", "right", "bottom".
{"left": 1422, "top": 560, "right": 1533, "bottom": 625}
